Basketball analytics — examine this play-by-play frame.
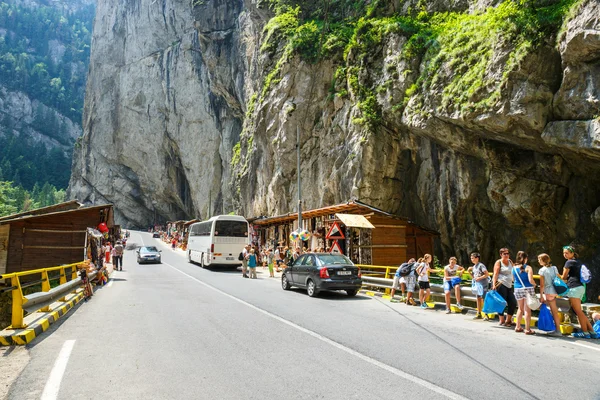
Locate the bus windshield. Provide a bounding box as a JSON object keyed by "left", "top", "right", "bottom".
{"left": 214, "top": 220, "right": 248, "bottom": 237}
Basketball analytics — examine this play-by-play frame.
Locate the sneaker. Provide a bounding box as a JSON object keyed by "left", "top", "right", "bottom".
{"left": 483, "top": 315, "right": 490, "bottom": 321}
{"left": 390, "top": 299, "right": 399, "bottom": 303}
{"left": 420, "top": 303, "right": 427, "bottom": 309}
{"left": 473, "top": 314, "right": 483, "bottom": 320}
{"left": 445, "top": 308, "right": 451, "bottom": 314}
{"left": 589, "top": 332, "right": 599, "bottom": 339}
{"left": 571, "top": 332, "right": 591, "bottom": 339}
{"left": 456, "top": 303, "right": 464, "bottom": 310}
{"left": 408, "top": 298, "right": 417, "bottom": 306}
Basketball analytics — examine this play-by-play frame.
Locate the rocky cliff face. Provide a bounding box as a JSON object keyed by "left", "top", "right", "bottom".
{"left": 69, "top": 0, "right": 262, "bottom": 225}
{"left": 70, "top": 0, "right": 599, "bottom": 292}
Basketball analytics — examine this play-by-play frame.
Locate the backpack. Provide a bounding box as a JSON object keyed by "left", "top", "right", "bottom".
{"left": 399, "top": 262, "right": 415, "bottom": 277}
{"left": 580, "top": 264, "right": 592, "bottom": 284}
{"left": 238, "top": 252, "right": 244, "bottom": 261}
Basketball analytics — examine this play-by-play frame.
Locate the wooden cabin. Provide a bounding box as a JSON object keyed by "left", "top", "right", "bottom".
{"left": 0, "top": 202, "right": 114, "bottom": 275}
{"left": 250, "top": 200, "right": 438, "bottom": 266}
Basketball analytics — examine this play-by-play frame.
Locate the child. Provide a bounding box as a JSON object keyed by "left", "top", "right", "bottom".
{"left": 247, "top": 249, "right": 257, "bottom": 279}
{"left": 443, "top": 257, "right": 464, "bottom": 313}
{"left": 417, "top": 254, "right": 432, "bottom": 309}
{"left": 467, "top": 253, "right": 490, "bottom": 320}
{"left": 537, "top": 253, "right": 562, "bottom": 336}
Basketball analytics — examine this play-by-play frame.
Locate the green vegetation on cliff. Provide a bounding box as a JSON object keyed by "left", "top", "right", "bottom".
{"left": 258, "top": 0, "right": 579, "bottom": 130}
{"left": 0, "top": 1, "right": 94, "bottom": 123}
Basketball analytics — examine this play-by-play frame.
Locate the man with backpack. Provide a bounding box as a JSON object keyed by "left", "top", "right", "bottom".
{"left": 390, "top": 258, "right": 416, "bottom": 304}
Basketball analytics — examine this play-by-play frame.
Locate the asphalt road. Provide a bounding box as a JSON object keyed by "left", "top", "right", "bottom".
{"left": 4, "top": 231, "right": 600, "bottom": 400}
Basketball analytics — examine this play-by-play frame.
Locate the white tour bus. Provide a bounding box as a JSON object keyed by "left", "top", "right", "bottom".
{"left": 187, "top": 215, "right": 249, "bottom": 268}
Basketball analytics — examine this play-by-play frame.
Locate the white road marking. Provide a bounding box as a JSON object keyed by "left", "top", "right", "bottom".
{"left": 164, "top": 262, "right": 469, "bottom": 400}
{"left": 40, "top": 340, "right": 76, "bottom": 400}
{"left": 572, "top": 342, "right": 600, "bottom": 352}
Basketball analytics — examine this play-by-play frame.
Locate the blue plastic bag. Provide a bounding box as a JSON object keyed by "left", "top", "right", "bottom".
{"left": 482, "top": 290, "right": 507, "bottom": 314}
{"left": 538, "top": 304, "right": 556, "bottom": 332}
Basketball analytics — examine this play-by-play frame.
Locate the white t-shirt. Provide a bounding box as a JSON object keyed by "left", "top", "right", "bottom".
{"left": 417, "top": 262, "right": 430, "bottom": 282}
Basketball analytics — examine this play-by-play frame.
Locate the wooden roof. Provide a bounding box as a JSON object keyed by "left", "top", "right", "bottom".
{"left": 0, "top": 204, "right": 114, "bottom": 226}
{"left": 250, "top": 200, "right": 438, "bottom": 234}
{"left": 0, "top": 200, "right": 82, "bottom": 222}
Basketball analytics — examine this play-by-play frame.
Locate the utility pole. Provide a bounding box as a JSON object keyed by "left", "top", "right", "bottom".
{"left": 297, "top": 125, "right": 302, "bottom": 232}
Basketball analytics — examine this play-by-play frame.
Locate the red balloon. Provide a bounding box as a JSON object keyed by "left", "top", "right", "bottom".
{"left": 98, "top": 222, "right": 109, "bottom": 233}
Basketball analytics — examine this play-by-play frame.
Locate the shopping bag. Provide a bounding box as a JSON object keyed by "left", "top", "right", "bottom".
{"left": 471, "top": 280, "right": 484, "bottom": 296}
{"left": 482, "top": 290, "right": 507, "bottom": 314}
{"left": 552, "top": 276, "right": 569, "bottom": 295}
{"left": 537, "top": 304, "right": 556, "bottom": 332}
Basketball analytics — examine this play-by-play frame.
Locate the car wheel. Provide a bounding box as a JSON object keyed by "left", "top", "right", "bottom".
{"left": 307, "top": 279, "right": 318, "bottom": 297}
{"left": 137, "top": 258, "right": 141, "bottom": 264}
{"left": 200, "top": 253, "right": 205, "bottom": 268}
{"left": 346, "top": 289, "right": 358, "bottom": 297}
{"left": 282, "top": 274, "right": 291, "bottom": 290}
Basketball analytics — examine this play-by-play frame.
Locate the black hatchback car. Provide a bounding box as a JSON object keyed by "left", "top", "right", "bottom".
{"left": 281, "top": 253, "right": 362, "bottom": 297}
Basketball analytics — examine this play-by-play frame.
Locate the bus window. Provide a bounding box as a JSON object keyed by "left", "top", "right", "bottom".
{"left": 214, "top": 220, "right": 247, "bottom": 237}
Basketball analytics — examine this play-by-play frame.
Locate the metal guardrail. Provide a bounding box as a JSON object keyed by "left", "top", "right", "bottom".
{"left": 360, "top": 275, "right": 577, "bottom": 313}
{"left": 0, "top": 261, "right": 91, "bottom": 329}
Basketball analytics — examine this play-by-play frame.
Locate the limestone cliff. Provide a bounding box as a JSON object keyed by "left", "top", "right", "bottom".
{"left": 70, "top": 0, "right": 600, "bottom": 294}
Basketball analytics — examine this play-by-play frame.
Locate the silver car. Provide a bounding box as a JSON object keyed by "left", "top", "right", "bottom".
{"left": 136, "top": 246, "right": 162, "bottom": 264}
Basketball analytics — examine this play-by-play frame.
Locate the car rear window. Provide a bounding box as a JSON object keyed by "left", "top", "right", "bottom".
{"left": 316, "top": 255, "right": 353, "bottom": 265}
{"left": 142, "top": 247, "right": 158, "bottom": 252}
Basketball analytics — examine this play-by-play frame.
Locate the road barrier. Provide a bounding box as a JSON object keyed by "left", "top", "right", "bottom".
{"left": 359, "top": 270, "right": 600, "bottom": 329}
{"left": 0, "top": 262, "right": 94, "bottom": 329}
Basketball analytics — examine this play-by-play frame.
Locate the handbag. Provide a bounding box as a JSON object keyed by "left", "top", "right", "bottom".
{"left": 551, "top": 266, "right": 569, "bottom": 295}
{"left": 514, "top": 266, "right": 541, "bottom": 310}
{"left": 537, "top": 304, "right": 556, "bottom": 332}
{"left": 482, "top": 290, "right": 507, "bottom": 314}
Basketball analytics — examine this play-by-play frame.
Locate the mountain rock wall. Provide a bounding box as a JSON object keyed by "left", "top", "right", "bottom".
{"left": 70, "top": 0, "right": 599, "bottom": 294}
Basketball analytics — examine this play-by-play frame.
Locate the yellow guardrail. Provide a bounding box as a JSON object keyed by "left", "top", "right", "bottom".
{"left": 0, "top": 261, "right": 88, "bottom": 329}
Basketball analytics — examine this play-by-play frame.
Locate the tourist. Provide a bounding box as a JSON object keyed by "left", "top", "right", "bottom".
{"left": 113, "top": 240, "right": 124, "bottom": 271}
{"left": 405, "top": 261, "right": 419, "bottom": 306}
{"left": 537, "top": 253, "right": 562, "bottom": 336}
{"left": 417, "top": 254, "right": 432, "bottom": 309}
{"left": 390, "top": 258, "right": 415, "bottom": 302}
{"left": 267, "top": 249, "right": 275, "bottom": 278}
{"left": 512, "top": 251, "right": 536, "bottom": 335}
{"left": 561, "top": 246, "right": 596, "bottom": 338}
{"left": 492, "top": 248, "right": 517, "bottom": 327}
{"left": 247, "top": 248, "right": 257, "bottom": 279}
{"left": 443, "top": 257, "right": 464, "bottom": 314}
{"left": 242, "top": 244, "right": 250, "bottom": 278}
{"left": 467, "top": 252, "right": 489, "bottom": 320}
{"left": 104, "top": 241, "right": 112, "bottom": 264}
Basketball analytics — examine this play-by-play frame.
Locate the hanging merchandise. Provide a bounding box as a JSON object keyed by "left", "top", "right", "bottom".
{"left": 289, "top": 231, "right": 299, "bottom": 241}
{"left": 299, "top": 229, "right": 310, "bottom": 241}
{"left": 97, "top": 222, "right": 109, "bottom": 233}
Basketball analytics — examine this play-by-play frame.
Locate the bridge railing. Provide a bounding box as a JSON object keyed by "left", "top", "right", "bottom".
{"left": 0, "top": 261, "right": 93, "bottom": 329}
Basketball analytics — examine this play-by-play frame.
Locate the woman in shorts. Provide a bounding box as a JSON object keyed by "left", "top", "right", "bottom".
{"left": 561, "top": 246, "right": 596, "bottom": 338}
{"left": 537, "top": 253, "right": 562, "bottom": 336}
{"left": 512, "top": 251, "right": 536, "bottom": 335}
